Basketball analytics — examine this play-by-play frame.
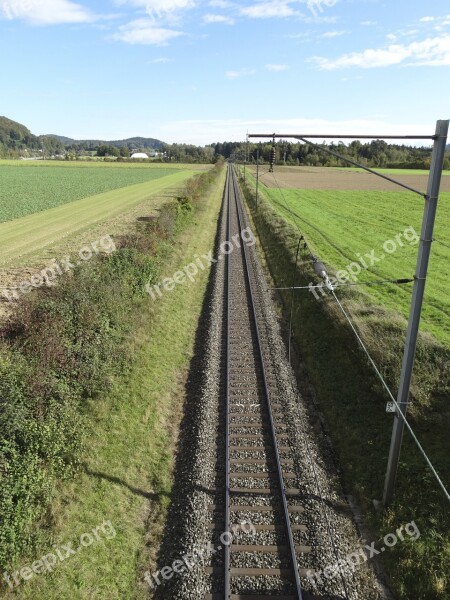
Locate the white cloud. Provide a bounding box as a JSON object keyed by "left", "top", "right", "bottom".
{"left": 118, "top": 0, "right": 195, "bottom": 12}
{"left": 0, "top": 0, "right": 93, "bottom": 24}
{"left": 114, "top": 0, "right": 196, "bottom": 25}
{"left": 149, "top": 57, "right": 173, "bottom": 63}
{"left": 360, "top": 21, "right": 376, "bottom": 26}
{"left": 112, "top": 19, "right": 184, "bottom": 44}
{"left": 208, "top": 0, "right": 235, "bottom": 7}
{"left": 322, "top": 29, "right": 346, "bottom": 38}
{"left": 266, "top": 63, "right": 289, "bottom": 71}
{"left": 144, "top": 0, "right": 195, "bottom": 19}
{"left": 203, "top": 13, "right": 234, "bottom": 24}
{"left": 240, "top": 1, "right": 299, "bottom": 19}
{"left": 420, "top": 16, "right": 435, "bottom": 23}
{"left": 311, "top": 35, "right": 450, "bottom": 69}
{"left": 225, "top": 68, "right": 256, "bottom": 79}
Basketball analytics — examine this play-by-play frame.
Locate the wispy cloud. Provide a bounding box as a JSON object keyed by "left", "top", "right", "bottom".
{"left": 0, "top": 0, "right": 93, "bottom": 25}
{"left": 149, "top": 57, "right": 173, "bottom": 63}
{"left": 240, "top": 1, "right": 299, "bottom": 19}
{"left": 203, "top": 13, "right": 234, "bottom": 24}
{"left": 226, "top": 68, "right": 256, "bottom": 79}
{"left": 112, "top": 19, "right": 184, "bottom": 44}
{"left": 144, "top": 0, "right": 196, "bottom": 20}
{"left": 117, "top": 0, "right": 196, "bottom": 18}
{"left": 112, "top": 0, "right": 195, "bottom": 44}
{"left": 208, "top": 0, "right": 235, "bottom": 7}
{"left": 266, "top": 63, "right": 289, "bottom": 71}
{"left": 322, "top": 29, "right": 347, "bottom": 38}
{"left": 311, "top": 35, "right": 450, "bottom": 69}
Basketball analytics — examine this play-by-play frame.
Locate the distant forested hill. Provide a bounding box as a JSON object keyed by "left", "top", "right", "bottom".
{"left": 0, "top": 117, "right": 64, "bottom": 157}
{"left": 45, "top": 134, "right": 165, "bottom": 150}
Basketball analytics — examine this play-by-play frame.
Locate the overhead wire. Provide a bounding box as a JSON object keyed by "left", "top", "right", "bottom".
{"left": 434, "top": 237, "right": 450, "bottom": 250}
{"left": 271, "top": 278, "right": 414, "bottom": 291}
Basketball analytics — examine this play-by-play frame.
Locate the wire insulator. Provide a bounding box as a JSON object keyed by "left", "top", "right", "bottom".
{"left": 269, "top": 146, "right": 276, "bottom": 173}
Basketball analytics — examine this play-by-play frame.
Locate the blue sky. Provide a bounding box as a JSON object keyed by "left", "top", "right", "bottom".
{"left": 0, "top": 0, "right": 449, "bottom": 144}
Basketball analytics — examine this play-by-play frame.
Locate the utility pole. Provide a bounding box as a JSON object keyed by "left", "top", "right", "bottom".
{"left": 382, "top": 119, "right": 449, "bottom": 507}
{"left": 256, "top": 149, "right": 259, "bottom": 209}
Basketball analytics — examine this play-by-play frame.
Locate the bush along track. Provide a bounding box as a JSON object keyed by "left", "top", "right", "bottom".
{"left": 0, "top": 161, "right": 224, "bottom": 588}
{"left": 238, "top": 174, "right": 449, "bottom": 600}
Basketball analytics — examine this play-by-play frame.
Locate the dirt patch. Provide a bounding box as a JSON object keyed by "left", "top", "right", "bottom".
{"left": 252, "top": 166, "right": 450, "bottom": 193}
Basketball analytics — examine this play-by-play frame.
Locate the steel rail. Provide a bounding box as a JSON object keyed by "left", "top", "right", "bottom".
{"left": 224, "top": 170, "right": 231, "bottom": 598}
{"left": 227, "top": 164, "right": 303, "bottom": 599}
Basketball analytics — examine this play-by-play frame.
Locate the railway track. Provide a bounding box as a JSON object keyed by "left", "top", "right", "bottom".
{"left": 205, "top": 165, "right": 311, "bottom": 599}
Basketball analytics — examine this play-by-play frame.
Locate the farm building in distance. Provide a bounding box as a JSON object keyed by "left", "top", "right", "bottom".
{"left": 130, "top": 152, "right": 149, "bottom": 159}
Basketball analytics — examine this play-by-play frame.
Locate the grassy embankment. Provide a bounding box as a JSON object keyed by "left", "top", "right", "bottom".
{"left": 0, "top": 163, "right": 225, "bottom": 599}
{"left": 239, "top": 171, "right": 449, "bottom": 600}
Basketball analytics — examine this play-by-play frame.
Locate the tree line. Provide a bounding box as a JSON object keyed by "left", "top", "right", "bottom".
{"left": 212, "top": 140, "right": 450, "bottom": 170}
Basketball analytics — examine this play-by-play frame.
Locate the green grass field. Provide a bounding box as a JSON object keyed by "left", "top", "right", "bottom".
{"left": 0, "top": 162, "right": 186, "bottom": 222}
{"left": 262, "top": 185, "right": 450, "bottom": 347}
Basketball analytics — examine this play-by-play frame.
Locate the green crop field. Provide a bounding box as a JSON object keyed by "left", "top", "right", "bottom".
{"left": 0, "top": 162, "right": 187, "bottom": 223}
{"left": 260, "top": 184, "right": 450, "bottom": 347}
{"left": 0, "top": 170, "right": 196, "bottom": 268}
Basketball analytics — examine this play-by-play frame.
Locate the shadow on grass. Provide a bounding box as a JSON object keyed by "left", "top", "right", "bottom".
{"left": 83, "top": 465, "right": 170, "bottom": 501}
